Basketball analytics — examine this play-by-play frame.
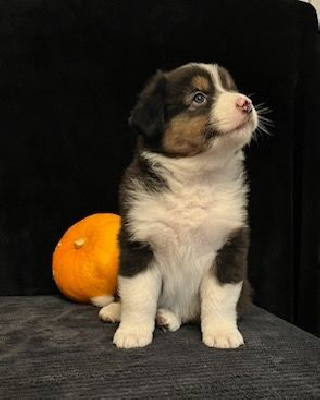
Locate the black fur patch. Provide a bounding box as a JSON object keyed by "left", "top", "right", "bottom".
{"left": 118, "top": 225, "right": 154, "bottom": 278}
{"left": 120, "top": 151, "right": 168, "bottom": 196}
{"left": 136, "top": 154, "right": 167, "bottom": 192}
{"left": 129, "top": 70, "right": 166, "bottom": 140}
{"left": 215, "top": 227, "right": 250, "bottom": 284}
{"left": 214, "top": 227, "right": 252, "bottom": 314}
{"left": 118, "top": 152, "right": 167, "bottom": 278}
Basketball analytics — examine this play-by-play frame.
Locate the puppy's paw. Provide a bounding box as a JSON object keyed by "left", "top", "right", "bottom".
{"left": 99, "top": 302, "right": 121, "bottom": 323}
{"left": 113, "top": 328, "right": 153, "bottom": 348}
{"left": 203, "top": 329, "right": 244, "bottom": 349}
{"left": 156, "top": 309, "right": 181, "bottom": 332}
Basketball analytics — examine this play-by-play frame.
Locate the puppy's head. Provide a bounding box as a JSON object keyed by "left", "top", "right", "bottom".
{"left": 129, "top": 63, "right": 258, "bottom": 157}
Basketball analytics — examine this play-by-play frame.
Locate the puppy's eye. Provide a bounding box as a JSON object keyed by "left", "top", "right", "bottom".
{"left": 192, "top": 92, "right": 207, "bottom": 105}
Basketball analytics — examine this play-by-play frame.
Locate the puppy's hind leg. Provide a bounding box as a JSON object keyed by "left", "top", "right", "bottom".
{"left": 100, "top": 303, "right": 181, "bottom": 333}
{"left": 99, "top": 302, "right": 121, "bottom": 323}
{"left": 156, "top": 309, "right": 181, "bottom": 332}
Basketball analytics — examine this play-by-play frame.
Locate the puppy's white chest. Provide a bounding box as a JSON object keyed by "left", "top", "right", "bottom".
{"left": 129, "top": 180, "right": 245, "bottom": 252}
{"left": 158, "top": 188, "right": 217, "bottom": 249}
{"left": 126, "top": 158, "right": 246, "bottom": 322}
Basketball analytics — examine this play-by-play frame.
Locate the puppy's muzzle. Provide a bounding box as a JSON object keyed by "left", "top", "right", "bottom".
{"left": 236, "top": 96, "right": 253, "bottom": 114}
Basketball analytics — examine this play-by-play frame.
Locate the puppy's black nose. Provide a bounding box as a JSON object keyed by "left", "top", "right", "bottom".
{"left": 236, "top": 97, "right": 252, "bottom": 114}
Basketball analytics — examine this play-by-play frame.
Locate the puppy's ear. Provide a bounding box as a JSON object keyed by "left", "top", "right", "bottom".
{"left": 129, "top": 70, "right": 166, "bottom": 139}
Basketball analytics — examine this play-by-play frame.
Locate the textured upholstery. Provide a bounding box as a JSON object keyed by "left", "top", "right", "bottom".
{"left": 1, "top": 296, "right": 319, "bottom": 398}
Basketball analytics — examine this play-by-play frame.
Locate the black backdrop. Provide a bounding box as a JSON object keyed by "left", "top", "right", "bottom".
{"left": 0, "top": 0, "right": 319, "bottom": 335}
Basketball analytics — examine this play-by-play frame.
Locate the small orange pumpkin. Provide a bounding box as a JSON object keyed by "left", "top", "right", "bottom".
{"left": 52, "top": 213, "right": 121, "bottom": 306}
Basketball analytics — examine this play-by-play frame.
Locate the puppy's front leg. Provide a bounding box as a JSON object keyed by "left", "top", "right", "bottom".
{"left": 114, "top": 243, "right": 161, "bottom": 348}
{"left": 201, "top": 273, "right": 243, "bottom": 348}
{"left": 201, "top": 227, "right": 249, "bottom": 349}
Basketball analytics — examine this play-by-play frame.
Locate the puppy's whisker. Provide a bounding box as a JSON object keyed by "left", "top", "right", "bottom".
{"left": 258, "top": 115, "right": 273, "bottom": 124}
{"left": 255, "top": 104, "right": 272, "bottom": 114}
{"left": 254, "top": 118, "right": 273, "bottom": 138}
{"left": 255, "top": 102, "right": 268, "bottom": 108}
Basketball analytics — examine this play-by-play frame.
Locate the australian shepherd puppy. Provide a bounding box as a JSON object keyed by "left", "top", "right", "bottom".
{"left": 99, "top": 62, "right": 259, "bottom": 349}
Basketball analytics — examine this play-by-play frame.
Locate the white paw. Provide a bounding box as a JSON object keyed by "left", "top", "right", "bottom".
{"left": 156, "top": 309, "right": 181, "bottom": 332}
{"left": 99, "top": 302, "right": 121, "bottom": 323}
{"left": 203, "top": 329, "right": 244, "bottom": 349}
{"left": 113, "top": 328, "right": 153, "bottom": 348}
{"left": 91, "top": 295, "right": 114, "bottom": 307}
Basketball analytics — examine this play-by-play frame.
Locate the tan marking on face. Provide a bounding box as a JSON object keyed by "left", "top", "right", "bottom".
{"left": 191, "top": 76, "right": 210, "bottom": 92}
{"left": 163, "top": 114, "right": 209, "bottom": 156}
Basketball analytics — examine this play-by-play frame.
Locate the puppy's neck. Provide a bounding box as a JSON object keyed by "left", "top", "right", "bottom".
{"left": 141, "top": 147, "right": 245, "bottom": 186}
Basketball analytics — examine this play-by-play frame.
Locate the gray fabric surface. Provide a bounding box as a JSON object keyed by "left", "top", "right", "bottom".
{"left": 0, "top": 296, "right": 319, "bottom": 399}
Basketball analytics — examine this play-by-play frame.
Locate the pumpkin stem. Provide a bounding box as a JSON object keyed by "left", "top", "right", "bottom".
{"left": 74, "top": 238, "right": 86, "bottom": 249}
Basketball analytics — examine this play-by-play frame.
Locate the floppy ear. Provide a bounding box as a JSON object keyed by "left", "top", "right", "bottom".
{"left": 129, "top": 70, "right": 166, "bottom": 139}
